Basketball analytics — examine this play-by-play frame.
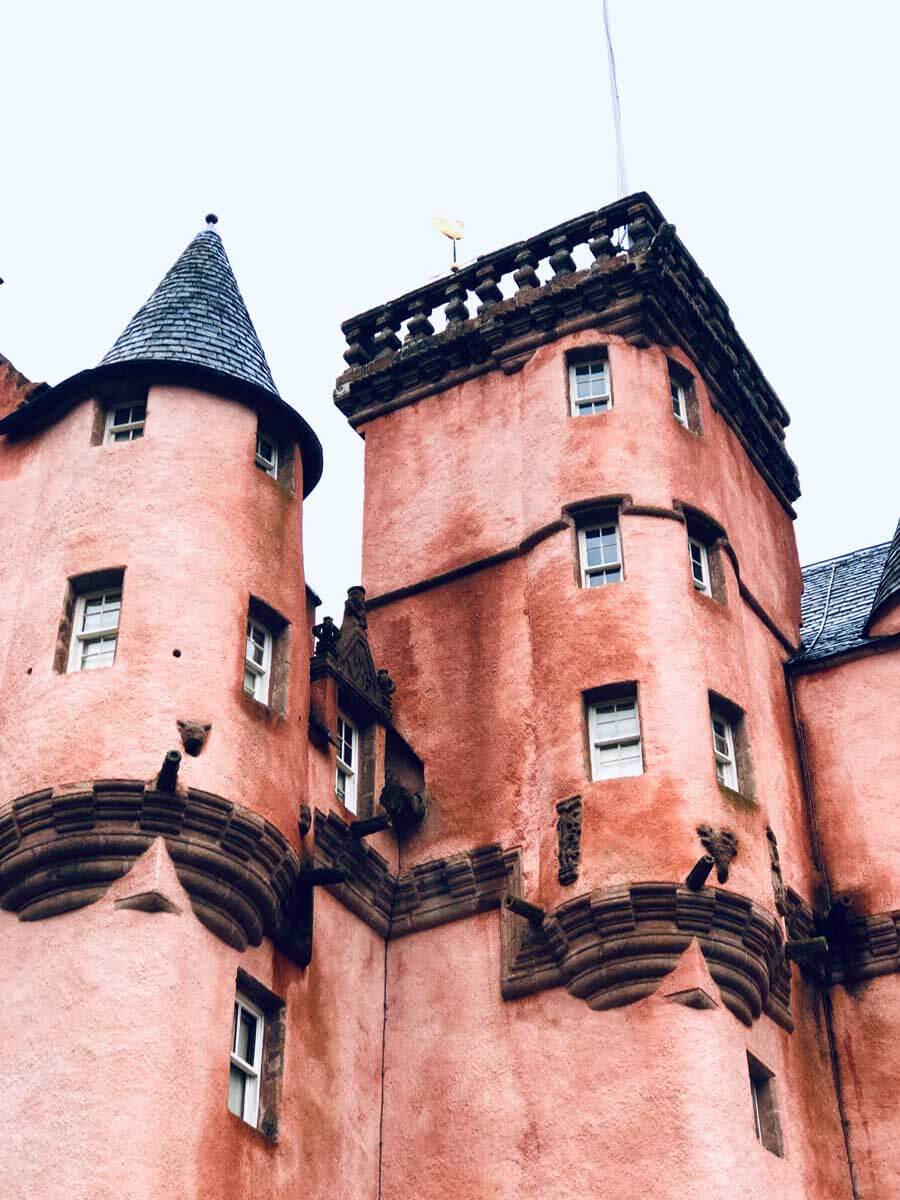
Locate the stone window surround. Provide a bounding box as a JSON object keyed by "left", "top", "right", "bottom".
{"left": 232, "top": 969, "right": 286, "bottom": 1143}
{"left": 566, "top": 346, "right": 613, "bottom": 417}
{"left": 253, "top": 417, "right": 295, "bottom": 493}
{"left": 709, "top": 690, "right": 756, "bottom": 803}
{"left": 242, "top": 596, "right": 291, "bottom": 718}
{"left": 583, "top": 681, "right": 644, "bottom": 782}
{"left": 747, "top": 1051, "right": 785, "bottom": 1157}
{"left": 53, "top": 566, "right": 126, "bottom": 675}
{"left": 666, "top": 358, "right": 703, "bottom": 434}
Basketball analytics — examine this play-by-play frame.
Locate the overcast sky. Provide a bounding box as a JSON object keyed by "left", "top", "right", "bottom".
{"left": 3, "top": 1, "right": 897, "bottom": 620}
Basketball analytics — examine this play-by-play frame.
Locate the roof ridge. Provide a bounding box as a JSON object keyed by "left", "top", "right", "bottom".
{"left": 801, "top": 540, "right": 892, "bottom": 573}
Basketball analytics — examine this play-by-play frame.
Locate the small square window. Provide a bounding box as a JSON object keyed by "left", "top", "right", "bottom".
{"left": 578, "top": 521, "right": 623, "bottom": 587}
{"left": 336, "top": 712, "right": 358, "bottom": 813}
{"left": 588, "top": 688, "right": 643, "bottom": 780}
{"left": 243, "top": 618, "right": 273, "bottom": 704}
{"left": 105, "top": 402, "right": 146, "bottom": 443}
{"left": 747, "top": 1053, "right": 784, "bottom": 1156}
{"left": 229, "top": 992, "right": 264, "bottom": 1127}
{"left": 255, "top": 430, "right": 279, "bottom": 478}
{"left": 569, "top": 358, "right": 611, "bottom": 416}
{"left": 67, "top": 586, "right": 122, "bottom": 673}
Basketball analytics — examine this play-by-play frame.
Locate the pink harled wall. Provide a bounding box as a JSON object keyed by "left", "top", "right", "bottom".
{"left": 358, "top": 334, "right": 853, "bottom": 1195}
{"left": 0, "top": 845, "right": 384, "bottom": 1200}
{"left": 0, "top": 384, "right": 308, "bottom": 837}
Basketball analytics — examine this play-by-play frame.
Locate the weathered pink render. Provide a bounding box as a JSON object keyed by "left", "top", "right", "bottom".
{"left": 1, "top": 199, "right": 897, "bottom": 1199}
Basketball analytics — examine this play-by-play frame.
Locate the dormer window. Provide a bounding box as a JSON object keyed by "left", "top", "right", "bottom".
{"left": 255, "top": 430, "right": 279, "bottom": 478}
{"left": 105, "top": 402, "right": 146, "bottom": 443}
{"left": 569, "top": 358, "right": 611, "bottom": 416}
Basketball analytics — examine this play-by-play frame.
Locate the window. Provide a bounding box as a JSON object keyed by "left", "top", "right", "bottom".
{"left": 688, "top": 537, "right": 711, "bottom": 595}
{"left": 589, "top": 689, "right": 643, "bottom": 780}
{"left": 578, "top": 521, "right": 623, "bottom": 587}
{"left": 671, "top": 376, "right": 688, "bottom": 427}
{"left": 105, "top": 402, "right": 146, "bottom": 442}
{"left": 711, "top": 710, "right": 738, "bottom": 790}
{"left": 748, "top": 1054, "right": 783, "bottom": 1156}
{"left": 255, "top": 430, "right": 279, "bottom": 478}
{"left": 67, "top": 587, "right": 122, "bottom": 672}
{"left": 336, "top": 712, "right": 357, "bottom": 813}
{"left": 569, "top": 358, "right": 611, "bottom": 416}
{"left": 243, "top": 618, "right": 273, "bottom": 704}
{"left": 229, "top": 992, "right": 264, "bottom": 1127}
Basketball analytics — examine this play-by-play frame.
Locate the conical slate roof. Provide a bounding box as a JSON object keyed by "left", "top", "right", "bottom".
{"left": 100, "top": 227, "right": 280, "bottom": 399}
{"left": 0, "top": 221, "right": 322, "bottom": 495}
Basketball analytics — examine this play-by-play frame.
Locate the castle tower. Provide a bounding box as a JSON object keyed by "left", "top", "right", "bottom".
{"left": 333, "top": 195, "right": 857, "bottom": 1197}
{"left": 0, "top": 225, "right": 389, "bottom": 1198}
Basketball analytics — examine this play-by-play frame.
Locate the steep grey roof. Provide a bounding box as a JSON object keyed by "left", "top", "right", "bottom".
{"left": 868, "top": 519, "right": 900, "bottom": 631}
{"left": 0, "top": 223, "right": 322, "bottom": 494}
{"left": 795, "top": 541, "right": 892, "bottom": 664}
{"left": 100, "top": 228, "right": 279, "bottom": 398}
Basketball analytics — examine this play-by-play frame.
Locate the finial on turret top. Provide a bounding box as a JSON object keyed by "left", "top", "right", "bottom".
{"left": 205, "top": 213, "right": 219, "bottom": 226}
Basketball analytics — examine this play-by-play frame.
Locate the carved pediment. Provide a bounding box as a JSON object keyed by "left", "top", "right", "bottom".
{"left": 312, "top": 586, "right": 395, "bottom": 720}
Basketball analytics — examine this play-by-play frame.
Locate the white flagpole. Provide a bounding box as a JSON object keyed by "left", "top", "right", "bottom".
{"left": 602, "top": 0, "right": 628, "bottom": 199}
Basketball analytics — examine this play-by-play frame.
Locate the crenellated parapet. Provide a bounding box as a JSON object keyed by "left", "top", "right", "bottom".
{"left": 334, "top": 192, "right": 799, "bottom": 509}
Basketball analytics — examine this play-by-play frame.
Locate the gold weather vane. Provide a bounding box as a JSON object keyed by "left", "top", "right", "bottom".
{"left": 432, "top": 216, "right": 464, "bottom": 271}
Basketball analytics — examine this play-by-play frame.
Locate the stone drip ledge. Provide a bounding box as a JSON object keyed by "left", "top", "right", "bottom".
{"left": 313, "top": 809, "right": 516, "bottom": 938}
{"left": 0, "top": 782, "right": 308, "bottom": 963}
{"left": 500, "top": 880, "right": 795, "bottom": 1032}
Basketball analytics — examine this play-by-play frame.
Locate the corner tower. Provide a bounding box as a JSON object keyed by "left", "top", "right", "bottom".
{"left": 334, "top": 194, "right": 855, "bottom": 1197}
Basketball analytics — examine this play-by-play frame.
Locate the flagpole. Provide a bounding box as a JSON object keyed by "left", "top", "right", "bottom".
{"left": 602, "top": 0, "right": 628, "bottom": 199}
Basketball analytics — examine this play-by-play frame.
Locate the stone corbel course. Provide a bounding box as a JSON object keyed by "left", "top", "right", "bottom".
{"left": 0, "top": 782, "right": 307, "bottom": 961}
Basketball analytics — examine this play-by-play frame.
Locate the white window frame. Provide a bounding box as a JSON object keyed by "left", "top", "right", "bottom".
{"left": 229, "top": 992, "right": 264, "bottom": 1127}
{"left": 688, "top": 537, "right": 711, "bottom": 595}
{"left": 105, "top": 401, "right": 146, "bottom": 443}
{"left": 569, "top": 358, "right": 611, "bottom": 416}
{"left": 578, "top": 521, "right": 623, "bottom": 587}
{"left": 336, "top": 712, "right": 357, "bottom": 813}
{"left": 670, "top": 376, "right": 688, "bottom": 427}
{"left": 67, "top": 587, "right": 122, "bottom": 673}
{"left": 255, "top": 430, "right": 279, "bottom": 479}
{"left": 243, "top": 617, "right": 273, "bottom": 704}
{"left": 589, "top": 692, "right": 644, "bottom": 780}
{"left": 711, "top": 710, "right": 738, "bottom": 790}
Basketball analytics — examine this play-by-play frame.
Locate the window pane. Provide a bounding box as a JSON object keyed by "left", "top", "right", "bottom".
{"left": 336, "top": 768, "right": 347, "bottom": 801}
{"left": 112, "top": 407, "right": 131, "bottom": 425}
{"left": 236, "top": 1009, "right": 257, "bottom": 1064}
{"left": 132, "top": 404, "right": 146, "bottom": 422}
{"left": 131, "top": 426, "right": 144, "bottom": 440}
{"left": 243, "top": 668, "right": 256, "bottom": 696}
{"left": 81, "top": 637, "right": 116, "bottom": 669}
{"left": 228, "top": 1065, "right": 247, "bottom": 1117}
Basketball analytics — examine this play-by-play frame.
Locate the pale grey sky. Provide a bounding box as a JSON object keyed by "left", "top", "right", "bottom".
{"left": 3, "top": 1, "right": 897, "bottom": 620}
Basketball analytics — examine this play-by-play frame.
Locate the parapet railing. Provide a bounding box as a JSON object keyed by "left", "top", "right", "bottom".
{"left": 339, "top": 192, "right": 666, "bottom": 372}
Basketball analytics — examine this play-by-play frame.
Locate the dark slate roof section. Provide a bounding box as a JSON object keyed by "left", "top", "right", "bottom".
{"left": 795, "top": 541, "right": 892, "bottom": 664}
{"left": 100, "top": 229, "right": 278, "bottom": 396}
{"left": 867, "top": 518, "right": 900, "bottom": 632}
{"left": 0, "top": 226, "right": 323, "bottom": 496}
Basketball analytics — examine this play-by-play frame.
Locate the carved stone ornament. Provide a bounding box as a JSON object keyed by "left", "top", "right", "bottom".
{"left": 697, "top": 824, "right": 738, "bottom": 883}
{"left": 767, "top": 827, "right": 787, "bottom": 915}
{"left": 379, "top": 781, "right": 426, "bottom": 831}
{"left": 298, "top": 804, "right": 312, "bottom": 837}
{"left": 555, "top": 796, "right": 582, "bottom": 886}
{"left": 311, "top": 587, "right": 395, "bottom": 719}
{"left": 177, "top": 719, "right": 211, "bottom": 757}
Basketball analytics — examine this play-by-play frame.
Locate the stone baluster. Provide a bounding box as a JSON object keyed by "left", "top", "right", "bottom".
{"left": 626, "top": 201, "right": 657, "bottom": 252}
{"left": 588, "top": 219, "right": 615, "bottom": 269}
{"left": 513, "top": 247, "right": 541, "bottom": 292}
{"left": 372, "top": 309, "right": 402, "bottom": 358}
{"left": 341, "top": 321, "right": 372, "bottom": 368}
{"left": 405, "top": 297, "right": 435, "bottom": 341}
{"left": 474, "top": 264, "right": 503, "bottom": 315}
{"left": 548, "top": 234, "right": 576, "bottom": 277}
{"left": 444, "top": 278, "right": 470, "bottom": 325}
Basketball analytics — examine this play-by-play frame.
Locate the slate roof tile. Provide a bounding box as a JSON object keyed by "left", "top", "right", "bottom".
{"left": 796, "top": 539, "right": 894, "bottom": 664}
